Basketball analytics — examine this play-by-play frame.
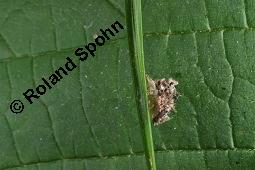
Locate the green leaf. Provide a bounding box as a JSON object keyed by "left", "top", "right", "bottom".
{"left": 125, "top": 0, "right": 156, "bottom": 169}
{"left": 1, "top": 0, "right": 255, "bottom": 170}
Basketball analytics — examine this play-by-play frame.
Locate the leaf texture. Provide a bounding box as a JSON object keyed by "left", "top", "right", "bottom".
{"left": 0, "top": 0, "right": 255, "bottom": 169}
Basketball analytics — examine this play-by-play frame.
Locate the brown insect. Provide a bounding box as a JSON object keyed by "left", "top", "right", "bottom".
{"left": 146, "top": 75, "right": 179, "bottom": 126}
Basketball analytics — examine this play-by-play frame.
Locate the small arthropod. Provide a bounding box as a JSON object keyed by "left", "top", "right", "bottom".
{"left": 146, "top": 75, "right": 179, "bottom": 126}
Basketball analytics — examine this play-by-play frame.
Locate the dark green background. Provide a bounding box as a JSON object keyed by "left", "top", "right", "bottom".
{"left": 0, "top": 0, "right": 255, "bottom": 169}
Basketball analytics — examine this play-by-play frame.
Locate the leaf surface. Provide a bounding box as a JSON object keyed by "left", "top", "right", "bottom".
{"left": 1, "top": 0, "right": 255, "bottom": 169}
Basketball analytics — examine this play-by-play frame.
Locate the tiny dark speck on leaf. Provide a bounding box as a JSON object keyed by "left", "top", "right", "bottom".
{"left": 174, "top": 72, "right": 182, "bottom": 78}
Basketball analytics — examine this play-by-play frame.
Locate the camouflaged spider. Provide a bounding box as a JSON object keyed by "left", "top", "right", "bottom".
{"left": 146, "top": 75, "right": 179, "bottom": 126}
